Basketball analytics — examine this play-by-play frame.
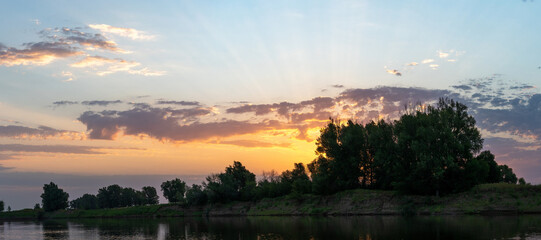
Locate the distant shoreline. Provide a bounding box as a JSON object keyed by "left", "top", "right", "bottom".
{"left": 2, "top": 183, "right": 540, "bottom": 220}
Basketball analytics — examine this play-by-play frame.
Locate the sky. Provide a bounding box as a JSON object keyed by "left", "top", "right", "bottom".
{"left": 1, "top": 0, "right": 540, "bottom": 210}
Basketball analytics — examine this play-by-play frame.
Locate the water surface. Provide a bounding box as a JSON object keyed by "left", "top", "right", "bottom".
{"left": 2, "top": 215, "right": 541, "bottom": 239}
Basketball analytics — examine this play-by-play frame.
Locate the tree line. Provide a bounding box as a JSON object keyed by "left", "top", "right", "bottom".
{"left": 23, "top": 98, "right": 524, "bottom": 212}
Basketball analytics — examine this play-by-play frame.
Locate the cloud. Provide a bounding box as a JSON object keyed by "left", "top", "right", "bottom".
{"left": 332, "top": 84, "right": 344, "bottom": 88}
{"left": 452, "top": 85, "right": 473, "bottom": 91}
{"left": 49, "top": 27, "right": 128, "bottom": 53}
{"left": 71, "top": 55, "right": 165, "bottom": 76}
{"left": 88, "top": 24, "right": 156, "bottom": 41}
{"left": 0, "top": 125, "right": 82, "bottom": 139}
{"left": 1, "top": 26, "right": 164, "bottom": 77}
{"left": 0, "top": 144, "right": 106, "bottom": 154}
{"left": 421, "top": 59, "right": 434, "bottom": 64}
{"left": 406, "top": 62, "right": 418, "bottom": 66}
{"left": 386, "top": 69, "right": 402, "bottom": 76}
{"left": 53, "top": 100, "right": 79, "bottom": 106}
{"left": 429, "top": 64, "right": 439, "bottom": 69}
{"left": 438, "top": 51, "right": 449, "bottom": 58}
{"left": 217, "top": 140, "right": 292, "bottom": 148}
{"left": 31, "top": 19, "right": 41, "bottom": 25}
{"left": 61, "top": 71, "right": 74, "bottom": 81}
{"left": 81, "top": 100, "right": 122, "bottom": 106}
{"left": 156, "top": 100, "right": 201, "bottom": 106}
{"left": 77, "top": 105, "right": 278, "bottom": 141}
{"left": 0, "top": 41, "right": 82, "bottom": 66}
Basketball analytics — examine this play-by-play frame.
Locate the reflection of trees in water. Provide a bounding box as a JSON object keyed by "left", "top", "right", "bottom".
{"left": 42, "top": 220, "right": 69, "bottom": 239}
{"left": 30, "top": 215, "right": 541, "bottom": 239}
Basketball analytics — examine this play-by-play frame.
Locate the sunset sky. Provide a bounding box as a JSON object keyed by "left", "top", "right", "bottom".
{"left": 1, "top": 1, "right": 540, "bottom": 209}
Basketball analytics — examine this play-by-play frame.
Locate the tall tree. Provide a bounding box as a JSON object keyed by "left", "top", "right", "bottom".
{"left": 141, "top": 186, "right": 159, "bottom": 205}
{"left": 0, "top": 200, "right": 4, "bottom": 212}
{"left": 41, "top": 182, "right": 69, "bottom": 212}
{"left": 161, "top": 178, "right": 187, "bottom": 203}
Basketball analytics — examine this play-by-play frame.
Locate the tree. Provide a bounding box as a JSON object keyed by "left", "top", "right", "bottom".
{"left": 34, "top": 203, "right": 41, "bottom": 210}
{"left": 205, "top": 161, "right": 257, "bottom": 202}
{"left": 41, "top": 182, "right": 69, "bottom": 212}
{"left": 186, "top": 184, "right": 207, "bottom": 205}
{"left": 97, "top": 184, "right": 122, "bottom": 208}
{"left": 499, "top": 165, "right": 518, "bottom": 184}
{"left": 70, "top": 194, "right": 98, "bottom": 210}
{"left": 0, "top": 200, "right": 4, "bottom": 212}
{"left": 141, "top": 186, "right": 159, "bottom": 205}
{"left": 161, "top": 178, "right": 187, "bottom": 203}
{"left": 281, "top": 163, "right": 311, "bottom": 194}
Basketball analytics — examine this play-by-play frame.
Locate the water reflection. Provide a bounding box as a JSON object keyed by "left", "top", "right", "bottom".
{"left": 2, "top": 215, "right": 541, "bottom": 239}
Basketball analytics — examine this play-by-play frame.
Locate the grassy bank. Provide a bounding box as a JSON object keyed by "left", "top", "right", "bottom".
{"left": 2, "top": 183, "right": 540, "bottom": 220}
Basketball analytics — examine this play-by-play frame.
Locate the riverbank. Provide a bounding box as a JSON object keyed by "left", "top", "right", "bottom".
{"left": 2, "top": 183, "right": 540, "bottom": 220}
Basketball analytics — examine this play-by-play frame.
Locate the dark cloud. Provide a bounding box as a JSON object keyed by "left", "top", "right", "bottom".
{"left": 0, "top": 153, "right": 16, "bottom": 160}
{"left": 78, "top": 106, "right": 281, "bottom": 141}
{"left": 218, "top": 140, "right": 291, "bottom": 148}
{"left": 474, "top": 94, "right": 541, "bottom": 138}
{"left": 43, "top": 27, "right": 124, "bottom": 52}
{"left": 452, "top": 85, "right": 473, "bottom": 91}
{"left": 0, "top": 164, "right": 12, "bottom": 171}
{"left": 332, "top": 84, "right": 344, "bottom": 88}
{"left": 81, "top": 100, "right": 122, "bottom": 106}
{"left": 53, "top": 100, "right": 79, "bottom": 106}
{"left": 226, "top": 97, "right": 334, "bottom": 118}
{"left": 156, "top": 100, "right": 201, "bottom": 106}
{"left": 0, "top": 125, "right": 78, "bottom": 138}
{"left": 0, "top": 144, "right": 105, "bottom": 154}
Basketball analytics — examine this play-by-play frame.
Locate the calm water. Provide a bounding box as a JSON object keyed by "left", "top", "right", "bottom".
{"left": 2, "top": 215, "right": 541, "bottom": 240}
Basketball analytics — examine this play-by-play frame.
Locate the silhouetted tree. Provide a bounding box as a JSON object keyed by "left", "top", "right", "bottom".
{"left": 70, "top": 194, "right": 98, "bottom": 210}
{"left": 476, "top": 151, "right": 501, "bottom": 183}
{"left": 34, "top": 203, "right": 41, "bottom": 210}
{"left": 141, "top": 186, "right": 159, "bottom": 205}
{"left": 0, "top": 200, "right": 4, "bottom": 212}
{"left": 205, "top": 161, "right": 256, "bottom": 202}
{"left": 161, "top": 178, "right": 187, "bottom": 203}
{"left": 41, "top": 182, "right": 69, "bottom": 212}
{"left": 500, "top": 165, "right": 518, "bottom": 184}
{"left": 97, "top": 184, "right": 122, "bottom": 208}
{"left": 281, "top": 163, "right": 311, "bottom": 194}
{"left": 186, "top": 184, "right": 207, "bottom": 205}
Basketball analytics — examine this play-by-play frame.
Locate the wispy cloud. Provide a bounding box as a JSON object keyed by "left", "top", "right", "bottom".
{"left": 406, "top": 62, "right": 418, "bottom": 66}
{"left": 429, "top": 64, "right": 439, "bottom": 70}
{"left": 421, "top": 59, "right": 434, "bottom": 64}
{"left": 156, "top": 100, "right": 201, "bottom": 106}
{"left": 71, "top": 55, "right": 165, "bottom": 76}
{"left": 386, "top": 69, "right": 402, "bottom": 76}
{"left": 217, "top": 140, "right": 292, "bottom": 148}
{"left": 81, "top": 100, "right": 122, "bottom": 106}
{"left": 0, "top": 42, "right": 83, "bottom": 66}
{"left": 88, "top": 24, "right": 156, "bottom": 41}
{"left": 0, "top": 125, "right": 83, "bottom": 139}
{"left": 0, "top": 26, "right": 164, "bottom": 77}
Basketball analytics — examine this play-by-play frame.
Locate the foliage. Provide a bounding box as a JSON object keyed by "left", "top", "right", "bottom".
{"left": 41, "top": 182, "right": 69, "bottom": 212}
{"left": 204, "top": 161, "right": 256, "bottom": 203}
{"left": 186, "top": 184, "right": 207, "bottom": 205}
{"left": 0, "top": 200, "right": 3, "bottom": 212}
{"left": 161, "top": 178, "right": 187, "bottom": 203}
{"left": 142, "top": 186, "right": 159, "bottom": 205}
{"left": 70, "top": 194, "right": 99, "bottom": 210}
{"left": 309, "top": 98, "right": 518, "bottom": 196}
{"left": 97, "top": 184, "right": 149, "bottom": 208}
{"left": 34, "top": 203, "right": 41, "bottom": 210}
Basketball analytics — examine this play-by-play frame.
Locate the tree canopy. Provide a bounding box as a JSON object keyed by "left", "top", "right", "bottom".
{"left": 41, "top": 182, "right": 69, "bottom": 212}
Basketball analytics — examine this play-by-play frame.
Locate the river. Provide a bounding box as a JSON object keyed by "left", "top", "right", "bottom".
{"left": 2, "top": 215, "right": 541, "bottom": 239}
